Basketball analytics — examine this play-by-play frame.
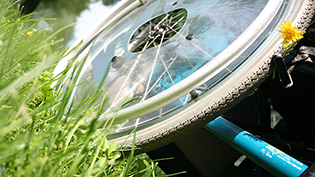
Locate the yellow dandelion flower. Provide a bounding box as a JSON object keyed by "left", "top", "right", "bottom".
{"left": 27, "top": 31, "right": 34, "bottom": 36}
{"left": 278, "top": 20, "right": 305, "bottom": 49}
{"left": 27, "top": 29, "right": 37, "bottom": 36}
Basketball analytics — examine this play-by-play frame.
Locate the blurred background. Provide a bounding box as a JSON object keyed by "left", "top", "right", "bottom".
{"left": 18, "top": 0, "right": 120, "bottom": 47}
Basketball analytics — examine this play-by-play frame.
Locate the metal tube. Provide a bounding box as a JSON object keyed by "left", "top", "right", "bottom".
{"left": 204, "top": 117, "right": 308, "bottom": 177}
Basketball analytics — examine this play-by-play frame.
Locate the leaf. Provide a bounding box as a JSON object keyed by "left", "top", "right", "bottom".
{"left": 107, "top": 141, "right": 117, "bottom": 158}
{"left": 121, "top": 96, "right": 141, "bottom": 108}
{"left": 119, "top": 128, "right": 137, "bottom": 177}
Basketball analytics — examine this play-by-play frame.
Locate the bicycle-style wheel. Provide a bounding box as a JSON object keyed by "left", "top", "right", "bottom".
{"left": 54, "top": 0, "right": 314, "bottom": 153}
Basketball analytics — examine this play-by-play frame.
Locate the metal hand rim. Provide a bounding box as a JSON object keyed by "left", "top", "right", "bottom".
{"left": 55, "top": 0, "right": 290, "bottom": 121}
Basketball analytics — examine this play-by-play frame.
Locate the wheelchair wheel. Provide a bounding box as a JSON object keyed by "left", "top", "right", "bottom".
{"left": 55, "top": 0, "right": 314, "bottom": 153}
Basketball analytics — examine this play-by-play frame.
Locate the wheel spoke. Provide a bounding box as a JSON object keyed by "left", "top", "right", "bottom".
{"left": 182, "top": 52, "right": 208, "bottom": 88}
{"left": 106, "top": 77, "right": 144, "bottom": 113}
{"left": 141, "top": 31, "right": 166, "bottom": 101}
{"left": 106, "top": 28, "right": 159, "bottom": 112}
{"left": 146, "top": 55, "right": 178, "bottom": 95}
{"left": 170, "top": 15, "right": 186, "bottom": 29}
{"left": 159, "top": 54, "right": 185, "bottom": 105}
{"left": 166, "top": 22, "right": 215, "bottom": 60}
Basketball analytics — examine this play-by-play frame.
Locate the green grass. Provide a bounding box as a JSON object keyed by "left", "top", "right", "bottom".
{"left": 0, "top": 1, "right": 166, "bottom": 176}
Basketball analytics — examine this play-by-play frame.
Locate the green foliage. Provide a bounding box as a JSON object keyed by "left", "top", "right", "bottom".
{"left": 0, "top": 1, "right": 166, "bottom": 176}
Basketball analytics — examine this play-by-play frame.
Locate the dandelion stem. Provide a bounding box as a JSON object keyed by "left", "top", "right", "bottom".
{"left": 281, "top": 41, "right": 297, "bottom": 56}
